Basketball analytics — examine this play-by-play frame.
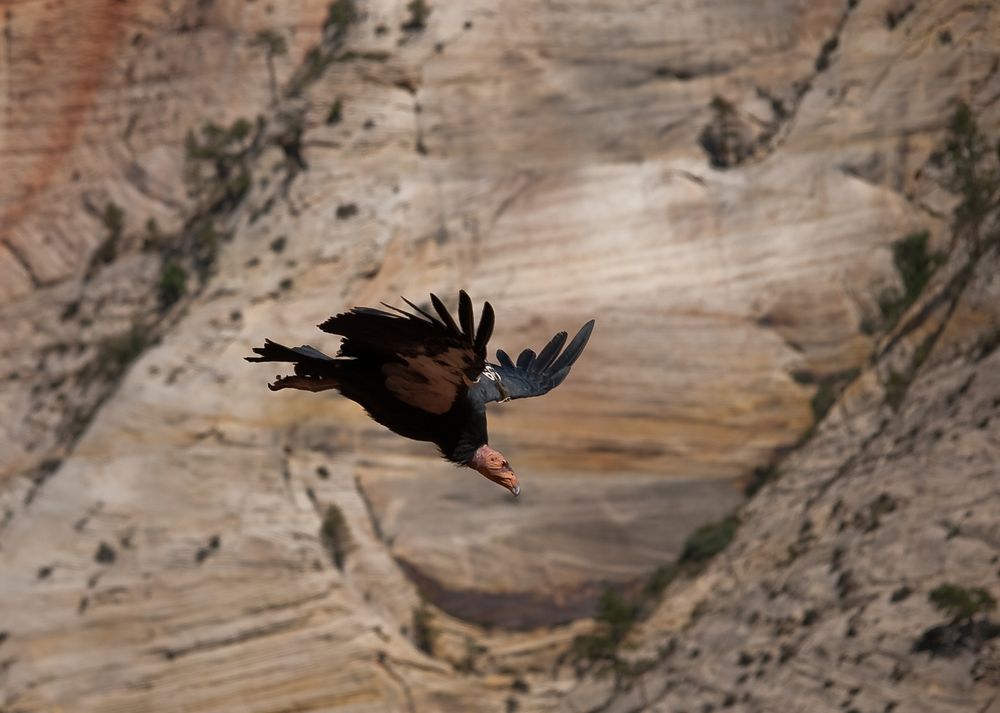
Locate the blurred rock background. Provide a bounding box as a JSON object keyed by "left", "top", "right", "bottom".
{"left": 0, "top": 0, "right": 998, "bottom": 711}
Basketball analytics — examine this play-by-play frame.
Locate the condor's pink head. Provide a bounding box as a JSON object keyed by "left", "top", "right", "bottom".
{"left": 468, "top": 444, "right": 520, "bottom": 496}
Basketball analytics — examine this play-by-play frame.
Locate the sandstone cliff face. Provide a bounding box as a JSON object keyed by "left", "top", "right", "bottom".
{"left": 562, "top": 242, "right": 1000, "bottom": 713}
{"left": 1, "top": 0, "right": 998, "bottom": 711}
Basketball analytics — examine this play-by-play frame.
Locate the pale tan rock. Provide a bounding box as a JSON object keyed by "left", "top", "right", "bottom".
{"left": 591, "top": 240, "right": 1000, "bottom": 713}
{"left": 1, "top": 0, "right": 998, "bottom": 711}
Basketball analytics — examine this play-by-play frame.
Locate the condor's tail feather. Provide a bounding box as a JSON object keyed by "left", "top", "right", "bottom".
{"left": 246, "top": 339, "right": 331, "bottom": 364}
{"left": 245, "top": 339, "right": 340, "bottom": 392}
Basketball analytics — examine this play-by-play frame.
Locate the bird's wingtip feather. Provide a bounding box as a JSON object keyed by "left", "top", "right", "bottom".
{"left": 430, "top": 293, "right": 460, "bottom": 333}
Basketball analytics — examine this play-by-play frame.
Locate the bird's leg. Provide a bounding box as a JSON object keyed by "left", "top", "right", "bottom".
{"left": 268, "top": 374, "right": 338, "bottom": 392}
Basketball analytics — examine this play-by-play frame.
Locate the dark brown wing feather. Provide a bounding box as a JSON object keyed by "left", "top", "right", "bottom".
{"left": 318, "top": 292, "right": 494, "bottom": 414}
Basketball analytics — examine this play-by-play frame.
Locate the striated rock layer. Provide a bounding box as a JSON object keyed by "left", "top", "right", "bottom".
{"left": 0, "top": 0, "right": 998, "bottom": 711}
{"left": 570, "top": 231, "right": 1000, "bottom": 713}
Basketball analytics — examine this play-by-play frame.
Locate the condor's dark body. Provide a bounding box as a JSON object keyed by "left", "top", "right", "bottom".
{"left": 275, "top": 348, "right": 490, "bottom": 463}
{"left": 247, "top": 292, "right": 594, "bottom": 467}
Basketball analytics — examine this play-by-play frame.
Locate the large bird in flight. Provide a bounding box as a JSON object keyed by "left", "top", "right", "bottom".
{"left": 247, "top": 292, "right": 594, "bottom": 496}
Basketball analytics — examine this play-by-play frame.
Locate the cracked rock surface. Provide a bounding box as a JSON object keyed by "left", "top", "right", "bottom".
{"left": 1, "top": 0, "right": 999, "bottom": 711}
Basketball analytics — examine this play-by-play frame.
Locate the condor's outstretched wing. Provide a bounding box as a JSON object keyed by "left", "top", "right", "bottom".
{"left": 473, "top": 320, "right": 595, "bottom": 404}
{"left": 318, "top": 291, "right": 494, "bottom": 414}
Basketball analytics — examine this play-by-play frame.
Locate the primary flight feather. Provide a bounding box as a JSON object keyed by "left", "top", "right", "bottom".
{"left": 246, "top": 291, "right": 595, "bottom": 495}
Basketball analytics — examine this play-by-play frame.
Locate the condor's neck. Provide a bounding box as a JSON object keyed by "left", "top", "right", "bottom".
{"left": 440, "top": 400, "right": 488, "bottom": 464}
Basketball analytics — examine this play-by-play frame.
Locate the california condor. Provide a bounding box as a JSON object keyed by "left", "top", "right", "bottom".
{"left": 246, "top": 292, "right": 595, "bottom": 496}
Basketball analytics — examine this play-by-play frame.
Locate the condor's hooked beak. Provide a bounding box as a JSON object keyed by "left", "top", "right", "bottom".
{"left": 469, "top": 444, "right": 520, "bottom": 496}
